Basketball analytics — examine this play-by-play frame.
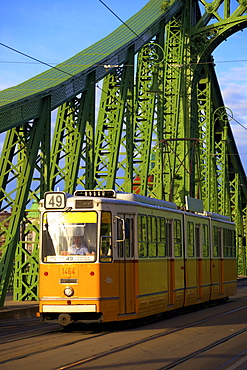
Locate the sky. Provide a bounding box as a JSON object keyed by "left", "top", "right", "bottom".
{"left": 0, "top": 0, "right": 247, "bottom": 171}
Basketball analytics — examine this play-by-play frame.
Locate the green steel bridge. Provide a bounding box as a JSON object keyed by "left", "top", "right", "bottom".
{"left": 0, "top": 0, "right": 247, "bottom": 306}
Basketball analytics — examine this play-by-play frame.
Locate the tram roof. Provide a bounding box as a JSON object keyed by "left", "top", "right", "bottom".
{"left": 115, "top": 192, "right": 178, "bottom": 210}
{"left": 203, "top": 211, "right": 231, "bottom": 222}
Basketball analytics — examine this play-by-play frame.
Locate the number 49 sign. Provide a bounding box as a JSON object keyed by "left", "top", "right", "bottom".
{"left": 44, "top": 192, "right": 66, "bottom": 209}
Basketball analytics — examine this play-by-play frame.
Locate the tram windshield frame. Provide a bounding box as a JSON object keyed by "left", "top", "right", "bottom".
{"left": 41, "top": 211, "right": 98, "bottom": 262}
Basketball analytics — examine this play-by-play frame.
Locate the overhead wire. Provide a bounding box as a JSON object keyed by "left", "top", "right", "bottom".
{"left": 98, "top": 0, "right": 144, "bottom": 42}
{"left": 230, "top": 115, "right": 247, "bottom": 131}
{"left": 0, "top": 42, "right": 74, "bottom": 77}
{"left": 1, "top": 59, "right": 247, "bottom": 66}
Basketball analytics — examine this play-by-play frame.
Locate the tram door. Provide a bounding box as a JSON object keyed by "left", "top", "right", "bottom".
{"left": 117, "top": 214, "right": 135, "bottom": 315}
{"left": 195, "top": 224, "right": 202, "bottom": 300}
{"left": 167, "top": 220, "right": 174, "bottom": 306}
{"left": 211, "top": 226, "right": 224, "bottom": 298}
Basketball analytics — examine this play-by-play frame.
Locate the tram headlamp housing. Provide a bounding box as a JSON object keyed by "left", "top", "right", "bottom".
{"left": 64, "top": 286, "right": 74, "bottom": 297}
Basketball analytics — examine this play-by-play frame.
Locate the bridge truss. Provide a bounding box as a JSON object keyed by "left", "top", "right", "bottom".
{"left": 0, "top": 0, "right": 247, "bottom": 305}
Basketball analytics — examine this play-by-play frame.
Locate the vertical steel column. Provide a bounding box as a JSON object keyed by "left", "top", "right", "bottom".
{"left": 0, "top": 97, "right": 50, "bottom": 306}
{"left": 162, "top": 10, "right": 195, "bottom": 205}
{"left": 230, "top": 173, "right": 245, "bottom": 275}
{"left": 196, "top": 70, "right": 217, "bottom": 211}
{"left": 14, "top": 215, "right": 39, "bottom": 301}
{"left": 13, "top": 97, "right": 51, "bottom": 301}
{"left": 94, "top": 48, "right": 134, "bottom": 191}
{"left": 116, "top": 48, "right": 134, "bottom": 193}
{"left": 213, "top": 108, "right": 231, "bottom": 216}
{"left": 242, "top": 206, "right": 247, "bottom": 276}
{"left": 50, "top": 72, "right": 95, "bottom": 193}
{"left": 133, "top": 42, "right": 158, "bottom": 196}
{"left": 148, "top": 30, "right": 166, "bottom": 200}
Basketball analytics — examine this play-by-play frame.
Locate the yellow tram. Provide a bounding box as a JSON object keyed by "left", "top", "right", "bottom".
{"left": 38, "top": 190, "right": 237, "bottom": 326}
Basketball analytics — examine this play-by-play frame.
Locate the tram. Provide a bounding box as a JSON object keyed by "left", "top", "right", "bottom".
{"left": 38, "top": 190, "right": 237, "bottom": 326}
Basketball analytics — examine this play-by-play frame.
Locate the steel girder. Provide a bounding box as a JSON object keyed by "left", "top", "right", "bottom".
{"left": 133, "top": 41, "right": 164, "bottom": 198}
{"left": 94, "top": 48, "right": 134, "bottom": 191}
{"left": 196, "top": 69, "right": 233, "bottom": 215}
{"left": 50, "top": 72, "right": 96, "bottom": 192}
{"left": 1, "top": 0, "right": 247, "bottom": 305}
{"left": 0, "top": 97, "right": 51, "bottom": 306}
{"left": 162, "top": 11, "right": 193, "bottom": 204}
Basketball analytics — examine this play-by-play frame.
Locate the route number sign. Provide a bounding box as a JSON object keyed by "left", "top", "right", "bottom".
{"left": 44, "top": 192, "right": 66, "bottom": 209}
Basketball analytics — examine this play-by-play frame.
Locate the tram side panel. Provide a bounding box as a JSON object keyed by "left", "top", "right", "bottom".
{"left": 224, "top": 226, "right": 237, "bottom": 297}
{"left": 211, "top": 218, "right": 237, "bottom": 300}
{"left": 167, "top": 216, "right": 185, "bottom": 310}
{"left": 137, "top": 209, "right": 185, "bottom": 317}
{"left": 209, "top": 217, "right": 237, "bottom": 300}
{"left": 137, "top": 211, "right": 167, "bottom": 316}
{"left": 115, "top": 212, "right": 137, "bottom": 319}
{"left": 222, "top": 224, "right": 237, "bottom": 297}
{"left": 98, "top": 262, "right": 120, "bottom": 321}
{"left": 183, "top": 214, "right": 211, "bottom": 306}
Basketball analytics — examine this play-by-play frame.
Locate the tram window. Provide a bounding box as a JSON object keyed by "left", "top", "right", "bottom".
{"left": 42, "top": 211, "right": 97, "bottom": 262}
{"left": 139, "top": 243, "right": 147, "bottom": 257}
{"left": 187, "top": 221, "right": 194, "bottom": 257}
{"left": 125, "top": 218, "right": 134, "bottom": 257}
{"left": 233, "top": 230, "right": 236, "bottom": 257}
{"left": 166, "top": 220, "right": 172, "bottom": 257}
{"left": 213, "top": 226, "right": 220, "bottom": 257}
{"left": 129, "top": 217, "right": 134, "bottom": 257}
{"left": 42, "top": 227, "right": 56, "bottom": 258}
{"left": 148, "top": 243, "right": 157, "bottom": 257}
{"left": 223, "top": 229, "right": 229, "bottom": 257}
{"left": 117, "top": 218, "right": 124, "bottom": 258}
{"left": 100, "top": 211, "right": 112, "bottom": 262}
{"left": 148, "top": 216, "right": 157, "bottom": 257}
{"left": 117, "top": 218, "right": 124, "bottom": 241}
{"left": 152, "top": 217, "right": 157, "bottom": 242}
{"left": 174, "top": 220, "right": 182, "bottom": 257}
{"left": 219, "top": 228, "right": 222, "bottom": 257}
{"left": 195, "top": 224, "right": 200, "bottom": 258}
{"left": 148, "top": 216, "right": 152, "bottom": 242}
{"left": 229, "top": 229, "right": 234, "bottom": 257}
{"left": 125, "top": 218, "right": 131, "bottom": 258}
{"left": 138, "top": 215, "right": 142, "bottom": 243}
{"left": 223, "top": 228, "right": 236, "bottom": 257}
{"left": 157, "top": 217, "right": 166, "bottom": 257}
{"left": 138, "top": 214, "right": 147, "bottom": 257}
{"left": 202, "top": 224, "right": 209, "bottom": 257}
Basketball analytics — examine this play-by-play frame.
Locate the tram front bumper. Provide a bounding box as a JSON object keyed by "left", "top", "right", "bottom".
{"left": 42, "top": 304, "right": 97, "bottom": 313}
{"left": 40, "top": 304, "right": 103, "bottom": 325}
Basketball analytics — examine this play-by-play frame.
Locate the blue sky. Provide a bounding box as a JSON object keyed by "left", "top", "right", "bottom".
{"left": 0, "top": 0, "right": 247, "bottom": 171}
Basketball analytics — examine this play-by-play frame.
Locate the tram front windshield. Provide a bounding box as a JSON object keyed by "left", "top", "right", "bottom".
{"left": 42, "top": 211, "right": 97, "bottom": 262}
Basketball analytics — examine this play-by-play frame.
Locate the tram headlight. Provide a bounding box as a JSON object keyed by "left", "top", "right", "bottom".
{"left": 64, "top": 286, "right": 74, "bottom": 297}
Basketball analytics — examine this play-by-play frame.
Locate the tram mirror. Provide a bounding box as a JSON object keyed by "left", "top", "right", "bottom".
{"left": 115, "top": 216, "right": 125, "bottom": 243}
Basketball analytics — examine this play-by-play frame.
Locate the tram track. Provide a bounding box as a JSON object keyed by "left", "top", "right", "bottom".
{"left": 0, "top": 325, "right": 62, "bottom": 345}
{"left": 54, "top": 302, "right": 247, "bottom": 370}
{"left": 159, "top": 326, "right": 247, "bottom": 369}
{"left": 56, "top": 325, "right": 247, "bottom": 370}
{"left": 0, "top": 329, "right": 108, "bottom": 366}
{"left": 1, "top": 294, "right": 247, "bottom": 369}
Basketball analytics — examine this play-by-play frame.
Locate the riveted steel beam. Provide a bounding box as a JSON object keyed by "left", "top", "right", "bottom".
{"left": 0, "top": 97, "right": 51, "bottom": 306}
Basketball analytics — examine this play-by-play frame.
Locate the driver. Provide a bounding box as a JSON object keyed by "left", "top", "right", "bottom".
{"left": 69, "top": 235, "right": 91, "bottom": 255}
